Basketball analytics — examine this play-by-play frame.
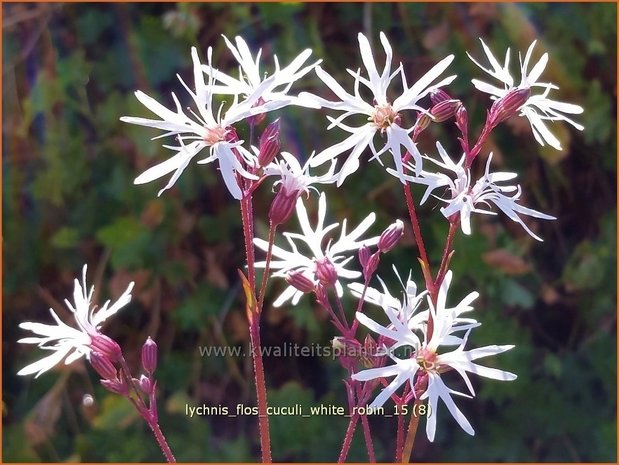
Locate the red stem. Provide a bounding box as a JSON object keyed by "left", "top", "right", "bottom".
{"left": 360, "top": 413, "right": 376, "bottom": 462}
{"left": 338, "top": 413, "right": 360, "bottom": 463}
{"left": 257, "top": 222, "right": 277, "bottom": 313}
{"left": 395, "top": 409, "right": 405, "bottom": 463}
{"left": 249, "top": 318, "right": 272, "bottom": 463}
{"left": 239, "top": 195, "right": 272, "bottom": 463}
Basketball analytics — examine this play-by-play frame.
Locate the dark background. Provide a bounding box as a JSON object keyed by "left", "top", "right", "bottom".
{"left": 3, "top": 3, "right": 616, "bottom": 462}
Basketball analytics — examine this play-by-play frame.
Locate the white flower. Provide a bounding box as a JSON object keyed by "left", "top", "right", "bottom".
{"left": 17, "top": 265, "right": 134, "bottom": 378}
{"left": 303, "top": 32, "right": 456, "bottom": 185}
{"left": 121, "top": 46, "right": 282, "bottom": 199}
{"left": 397, "top": 142, "right": 556, "bottom": 241}
{"left": 204, "top": 35, "right": 320, "bottom": 111}
{"left": 352, "top": 270, "right": 516, "bottom": 442}
{"left": 254, "top": 192, "right": 379, "bottom": 306}
{"left": 469, "top": 39, "right": 584, "bottom": 150}
{"left": 263, "top": 151, "right": 337, "bottom": 197}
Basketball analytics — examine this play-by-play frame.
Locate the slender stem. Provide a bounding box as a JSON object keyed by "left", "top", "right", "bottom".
{"left": 338, "top": 413, "right": 359, "bottom": 463}
{"left": 239, "top": 195, "right": 272, "bottom": 463}
{"left": 249, "top": 318, "right": 272, "bottom": 463}
{"left": 117, "top": 358, "right": 176, "bottom": 462}
{"left": 148, "top": 421, "right": 177, "bottom": 463}
{"left": 434, "top": 220, "right": 459, "bottom": 288}
{"left": 257, "top": 221, "right": 277, "bottom": 313}
{"left": 395, "top": 408, "right": 405, "bottom": 463}
{"left": 334, "top": 291, "right": 350, "bottom": 333}
{"left": 401, "top": 400, "right": 423, "bottom": 463}
{"left": 360, "top": 413, "right": 376, "bottom": 462}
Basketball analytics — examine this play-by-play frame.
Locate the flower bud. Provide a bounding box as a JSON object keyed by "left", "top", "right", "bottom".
{"left": 258, "top": 118, "right": 281, "bottom": 167}
{"left": 430, "top": 88, "right": 452, "bottom": 106}
{"left": 247, "top": 97, "right": 267, "bottom": 127}
{"left": 268, "top": 189, "right": 298, "bottom": 226}
{"left": 285, "top": 270, "right": 316, "bottom": 294}
{"left": 363, "top": 252, "right": 381, "bottom": 279}
{"left": 314, "top": 257, "right": 338, "bottom": 287}
{"left": 455, "top": 105, "right": 468, "bottom": 132}
{"left": 141, "top": 337, "right": 158, "bottom": 374}
{"left": 138, "top": 374, "right": 153, "bottom": 394}
{"left": 430, "top": 99, "right": 461, "bottom": 123}
{"left": 101, "top": 378, "right": 129, "bottom": 396}
{"left": 89, "top": 351, "right": 118, "bottom": 380}
{"left": 359, "top": 244, "right": 372, "bottom": 268}
{"left": 315, "top": 284, "right": 330, "bottom": 307}
{"left": 415, "top": 112, "right": 432, "bottom": 132}
{"left": 490, "top": 87, "right": 531, "bottom": 126}
{"left": 90, "top": 334, "right": 122, "bottom": 362}
{"left": 378, "top": 220, "right": 404, "bottom": 253}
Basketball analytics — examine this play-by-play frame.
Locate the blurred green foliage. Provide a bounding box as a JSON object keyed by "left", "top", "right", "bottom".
{"left": 3, "top": 3, "right": 616, "bottom": 462}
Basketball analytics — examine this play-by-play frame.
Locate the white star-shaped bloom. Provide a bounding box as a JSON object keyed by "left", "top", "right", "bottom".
{"left": 351, "top": 270, "right": 516, "bottom": 442}
{"left": 262, "top": 151, "right": 337, "bottom": 198}
{"left": 254, "top": 192, "right": 379, "bottom": 307}
{"left": 468, "top": 39, "right": 584, "bottom": 150}
{"left": 17, "top": 265, "right": 134, "bottom": 378}
{"left": 396, "top": 142, "right": 556, "bottom": 241}
{"left": 302, "top": 32, "right": 456, "bottom": 185}
{"left": 203, "top": 35, "right": 320, "bottom": 111}
{"left": 121, "top": 45, "right": 299, "bottom": 199}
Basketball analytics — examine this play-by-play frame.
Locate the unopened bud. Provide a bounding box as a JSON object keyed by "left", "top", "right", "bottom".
{"left": 378, "top": 220, "right": 404, "bottom": 253}
{"left": 363, "top": 252, "right": 381, "bottom": 279}
{"left": 138, "top": 374, "right": 153, "bottom": 394}
{"left": 314, "top": 257, "right": 338, "bottom": 287}
{"left": 456, "top": 105, "right": 468, "bottom": 132}
{"left": 90, "top": 334, "right": 122, "bottom": 362}
{"left": 415, "top": 112, "right": 432, "bottom": 132}
{"left": 315, "top": 284, "right": 330, "bottom": 307}
{"left": 89, "top": 351, "right": 118, "bottom": 380}
{"left": 258, "top": 118, "right": 281, "bottom": 167}
{"left": 430, "top": 88, "right": 452, "bottom": 106}
{"left": 269, "top": 189, "right": 298, "bottom": 226}
{"left": 490, "top": 87, "right": 531, "bottom": 126}
{"left": 141, "top": 337, "right": 158, "bottom": 374}
{"left": 101, "top": 378, "right": 129, "bottom": 396}
{"left": 430, "top": 99, "right": 461, "bottom": 123}
{"left": 285, "top": 270, "right": 316, "bottom": 293}
{"left": 247, "top": 97, "right": 267, "bottom": 127}
{"left": 358, "top": 245, "right": 371, "bottom": 269}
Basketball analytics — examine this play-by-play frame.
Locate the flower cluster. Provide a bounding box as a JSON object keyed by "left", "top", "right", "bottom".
{"left": 18, "top": 30, "right": 585, "bottom": 461}
{"left": 351, "top": 269, "right": 516, "bottom": 441}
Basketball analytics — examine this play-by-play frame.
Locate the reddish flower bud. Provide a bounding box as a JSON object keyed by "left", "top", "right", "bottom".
{"left": 90, "top": 334, "right": 122, "bottom": 362}
{"left": 415, "top": 112, "right": 432, "bottom": 131}
{"left": 138, "top": 374, "right": 153, "bottom": 394}
{"left": 258, "top": 118, "right": 281, "bottom": 167}
{"left": 268, "top": 189, "right": 298, "bottom": 226}
{"left": 490, "top": 87, "right": 531, "bottom": 126}
{"left": 378, "top": 220, "right": 404, "bottom": 253}
{"left": 430, "top": 99, "right": 462, "bottom": 123}
{"left": 247, "top": 97, "right": 267, "bottom": 127}
{"left": 430, "top": 88, "right": 452, "bottom": 106}
{"left": 101, "top": 378, "right": 129, "bottom": 396}
{"left": 358, "top": 245, "right": 371, "bottom": 269}
{"left": 285, "top": 270, "right": 316, "bottom": 293}
{"left": 456, "top": 105, "right": 468, "bottom": 132}
{"left": 141, "top": 337, "right": 158, "bottom": 374}
{"left": 315, "top": 284, "right": 330, "bottom": 307}
{"left": 89, "top": 351, "right": 118, "bottom": 380}
{"left": 314, "top": 257, "right": 338, "bottom": 287}
{"left": 363, "top": 252, "right": 381, "bottom": 279}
